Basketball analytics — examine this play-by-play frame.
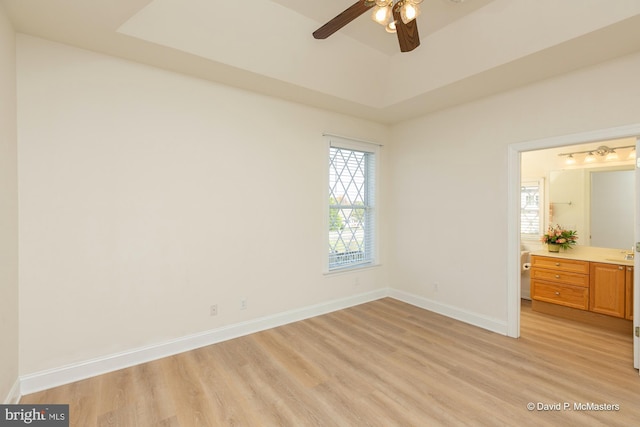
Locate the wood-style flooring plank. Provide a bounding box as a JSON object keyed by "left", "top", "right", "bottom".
{"left": 21, "top": 298, "right": 640, "bottom": 426}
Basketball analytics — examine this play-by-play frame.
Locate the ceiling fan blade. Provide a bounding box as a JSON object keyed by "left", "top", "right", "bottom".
{"left": 313, "top": 1, "right": 373, "bottom": 40}
{"left": 393, "top": 7, "right": 420, "bottom": 52}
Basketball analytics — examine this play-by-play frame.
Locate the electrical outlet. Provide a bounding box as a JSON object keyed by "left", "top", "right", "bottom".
{"left": 210, "top": 304, "right": 218, "bottom": 316}
{"left": 240, "top": 298, "right": 247, "bottom": 310}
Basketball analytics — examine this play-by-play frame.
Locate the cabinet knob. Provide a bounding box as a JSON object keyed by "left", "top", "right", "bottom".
{"left": 555, "top": 275, "right": 560, "bottom": 279}
{"left": 555, "top": 291, "right": 560, "bottom": 296}
{"left": 555, "top": 262, "right": 561, "bottom": 266}
{"left": 618, "top": 266, "right": 624, "bottom": 270}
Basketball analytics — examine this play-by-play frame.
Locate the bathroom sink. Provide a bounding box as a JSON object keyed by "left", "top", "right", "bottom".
{"left": 605, "top": 257, "right": 633, "bottom": 263}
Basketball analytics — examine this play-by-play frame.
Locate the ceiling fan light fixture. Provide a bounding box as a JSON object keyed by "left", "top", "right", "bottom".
{"left": 385, "top": 20, "right": 397, "bottom": 33}
{"left": 400, "top": 1, "right": 420, "bottom": 24}
{"left": 313, "top": 0, "right": 420, "bottom": 53}
{"left": 372, "top": 5, "right": 391, "bottom": 25}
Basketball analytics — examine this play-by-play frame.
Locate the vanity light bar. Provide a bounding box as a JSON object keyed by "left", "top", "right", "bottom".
{"left": 558, "top": 145, "right": 635, "bottom": 163}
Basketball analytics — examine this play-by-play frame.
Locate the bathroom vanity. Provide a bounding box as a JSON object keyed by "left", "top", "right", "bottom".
{"left": 530, "top": 247, "right": 634, "bottom": 331}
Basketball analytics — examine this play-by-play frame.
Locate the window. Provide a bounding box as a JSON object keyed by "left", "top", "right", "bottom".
{"left": 327, "top": 137, "right": 377, "bottom": 271}
{"left": 521, "top": 179, "right": 544, "bottom": 237}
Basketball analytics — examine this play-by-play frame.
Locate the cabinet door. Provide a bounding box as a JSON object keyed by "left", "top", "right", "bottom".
{"left": 590, "top": 262, "right": 626, "bottom": 318}
{"left": 626, "top": 266, "right": 634, "bottom": 320}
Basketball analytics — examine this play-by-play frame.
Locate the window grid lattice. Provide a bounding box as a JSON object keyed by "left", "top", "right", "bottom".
{"left": 329, "top": 147, "right": 373, "bottom": 269}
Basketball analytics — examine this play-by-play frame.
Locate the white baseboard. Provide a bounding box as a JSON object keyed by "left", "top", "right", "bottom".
{"left": 20, "top": 288, "right": 389, "bottom": 395}
{"left": 388, "top": 288, "right": 508, "bottom": 336}
{"left": 3, "top": 378, "right": 20, "bottom": 404}
{"left": 20, "top": 287, "right": 508, "bottom": 396}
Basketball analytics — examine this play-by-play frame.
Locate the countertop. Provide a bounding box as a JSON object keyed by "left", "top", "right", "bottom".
{"left": 531, "top": 246, "right": 634, "bottom": 266}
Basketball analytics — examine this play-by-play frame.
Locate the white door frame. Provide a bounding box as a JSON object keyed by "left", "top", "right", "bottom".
{"left": 634, "top": 136, "right": 639, "bottom": 370}
{"left": 507, "top": 124, "right": 640, "bottom": 352}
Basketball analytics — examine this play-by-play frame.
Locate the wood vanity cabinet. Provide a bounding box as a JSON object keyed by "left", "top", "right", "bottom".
{"left": 530, "top": 256, "right": 589, "bottom": 310}
{"left": 531, "top": 255, "right": 634, "bottom": 320}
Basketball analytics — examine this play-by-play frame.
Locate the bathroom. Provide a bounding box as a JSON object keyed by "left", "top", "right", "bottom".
{"left": 520, "top": 137, "right": 636, "bottom": 300}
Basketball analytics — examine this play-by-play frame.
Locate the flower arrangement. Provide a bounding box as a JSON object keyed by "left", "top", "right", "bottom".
{"left": 541, "top": 225, "right": 578, "bottom": 250}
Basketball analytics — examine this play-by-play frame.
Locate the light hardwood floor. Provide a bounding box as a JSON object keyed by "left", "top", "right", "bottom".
{"left": 21, "top": 298, "right": 639, "bottom": 426}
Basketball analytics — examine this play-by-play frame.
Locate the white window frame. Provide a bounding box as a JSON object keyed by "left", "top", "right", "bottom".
{"left": 324, "top": 135, "right": 379, "bottom": 273}
{"left": 521, "top": 178, "right": 545, "bottom": 240}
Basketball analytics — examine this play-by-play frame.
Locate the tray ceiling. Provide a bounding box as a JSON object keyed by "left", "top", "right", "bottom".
{"left": 3, "top": 0, "right": 640, "bottom": 123}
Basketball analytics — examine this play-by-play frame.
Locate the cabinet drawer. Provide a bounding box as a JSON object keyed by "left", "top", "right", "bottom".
{"left": 531, "top": 268, "right": 589, "bottom": 287}
{"left": 531, "top": 280, "right": 589, "bottom": 310}
{"left": 531, "top": 256, "right": 589, "bottom": 274}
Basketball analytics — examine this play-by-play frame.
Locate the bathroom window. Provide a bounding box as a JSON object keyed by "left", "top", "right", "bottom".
{"left": 326, "top": 136, "right": 378, "bottom": 271}
{"left": 521, "top": 179, "right": 544, "bottom": 237}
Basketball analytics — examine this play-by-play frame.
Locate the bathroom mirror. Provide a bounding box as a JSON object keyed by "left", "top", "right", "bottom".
{"left": 549, "top": 166, "right": 634, "bottom": 249}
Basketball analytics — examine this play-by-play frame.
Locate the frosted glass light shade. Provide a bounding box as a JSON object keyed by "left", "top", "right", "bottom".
{"left": 400, "top": 2, "right": 420, "bottom": 24}
{"left": 372, "top": 6, "right": 391, "bottom": 24}
{"left": 628, "top": 148, "right": 636, "bottom": 160}
{"left": 385, "top": 21, "right": 397, "bottom": 33}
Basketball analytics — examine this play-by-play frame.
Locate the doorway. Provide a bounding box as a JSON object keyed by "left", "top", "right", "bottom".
{"left": 507, "top": 124, "right": 640, "bottom": 371}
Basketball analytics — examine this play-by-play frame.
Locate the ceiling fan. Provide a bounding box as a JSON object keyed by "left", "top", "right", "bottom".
{"left": 313, "top": 0, "right": 423, "bottom": 53}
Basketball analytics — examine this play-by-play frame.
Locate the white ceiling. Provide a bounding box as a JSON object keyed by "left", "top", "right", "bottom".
{"left": 3, "top": 0, "right": 640, "bottom": 124}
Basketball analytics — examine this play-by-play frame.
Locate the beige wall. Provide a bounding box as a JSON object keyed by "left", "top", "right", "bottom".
{"left": 0, "top": 3, "right": 19, "bottom": 403}
{"left": 388, "top": 51, "right": 640, "bottom": 321}
{"left": 12, "top": 26, "right": 640, "bottom": 388}
{"left": 17, "top": 35, "right": 391, "bottom": 375}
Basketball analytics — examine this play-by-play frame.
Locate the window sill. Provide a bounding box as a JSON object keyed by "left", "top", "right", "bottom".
{"left": 323, "top": 263, "right": 381, "bottom": 276}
